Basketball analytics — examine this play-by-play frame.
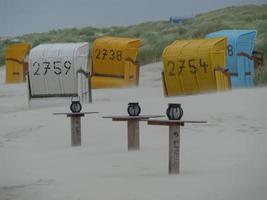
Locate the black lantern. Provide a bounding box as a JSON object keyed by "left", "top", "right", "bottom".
{"left": 127, "top": 102, "right": 141, "bottom": 116}
{"left": 70, "top": 97, "right": 82, "bottom": 113}
{"left": 166, "top": 103, "right": 183, "bottom": 120}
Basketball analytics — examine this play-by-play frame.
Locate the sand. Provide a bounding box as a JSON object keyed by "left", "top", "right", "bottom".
{"left": 0, "top": 63, "right": 267, "bottom": 200}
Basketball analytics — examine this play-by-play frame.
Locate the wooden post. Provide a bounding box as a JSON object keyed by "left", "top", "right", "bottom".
{"left": 54, "top": 112, "right": 97, "bottom": 147}
{"left": 127, "top": 120, "right": 140, "bottom": 150}
{"left": 169, "top": 125, "right": 180, "bottom": 174}
{"left": 70, "top": 116, "right": 82, "bottom": 146}
{"left": 88, "top": 72, "right": 92, "bottom": 104}
{"left": 147, "top": 119, "right": 207, "bottom": 174}
{"left": 102, "top": 115, "right": 164, "bottom": 151}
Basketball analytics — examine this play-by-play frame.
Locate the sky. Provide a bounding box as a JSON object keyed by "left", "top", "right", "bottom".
{"left": 0, "top": 0, "right": 266, "bottom": 37}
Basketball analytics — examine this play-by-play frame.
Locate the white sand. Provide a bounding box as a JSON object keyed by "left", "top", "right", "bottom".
{"left": 0, "top": 63, "right": 267, "bottom": 200}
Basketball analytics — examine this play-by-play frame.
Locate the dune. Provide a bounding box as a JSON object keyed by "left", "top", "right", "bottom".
{"left": 0, "top": 63, "right": 267, "bottom": 200}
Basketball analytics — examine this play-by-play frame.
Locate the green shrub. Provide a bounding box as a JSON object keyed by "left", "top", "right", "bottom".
{"left": 1, "top": 4, "right": 267, "bottom": 85}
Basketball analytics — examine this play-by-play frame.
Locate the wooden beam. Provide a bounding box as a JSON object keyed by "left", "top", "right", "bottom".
{"left": 148, "top": 120, "right": 184, "bottom": 126}
{"left": 147, "top": 119, "right": 207, "bottom": 126}
{"left": 102, "top": 115, "right": 164, "bottom": 121}
{"left": 53, "top": 112, "right": 98, "bottom": 116}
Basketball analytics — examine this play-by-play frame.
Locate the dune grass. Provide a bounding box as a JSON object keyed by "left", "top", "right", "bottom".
{"left": 0, "top": 4, "right": 267, "bottom": 84}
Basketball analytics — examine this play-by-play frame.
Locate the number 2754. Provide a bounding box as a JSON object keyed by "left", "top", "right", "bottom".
{"left": 168, "top": 58, "right": 208, "bottom": 76}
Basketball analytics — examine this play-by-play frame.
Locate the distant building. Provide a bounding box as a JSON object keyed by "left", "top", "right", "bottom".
{"left": 169, "top": 17, "right": 192, "bottom": 25}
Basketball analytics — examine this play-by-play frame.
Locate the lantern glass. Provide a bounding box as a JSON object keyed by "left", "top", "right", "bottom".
{"left": 127, "top": 102, "right": 141, "bottom": 116}
{"left": 166, "top": 103, "right": 183, "bottom": 120}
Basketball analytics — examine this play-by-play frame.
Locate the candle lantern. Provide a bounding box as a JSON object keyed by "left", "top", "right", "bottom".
{"left": 70, "top": 97, "right": 82, "bottom": 113}
{"left": 127, "top": 102, "right": 141, "bottom": 116}
{"left": 166, "top": 103, "right": 183, "bottom": 120}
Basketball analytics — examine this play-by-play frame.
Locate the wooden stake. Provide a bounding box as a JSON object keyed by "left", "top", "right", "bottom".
{"left": 70, "top": 116, "right": 81, "bottom": 146}
{"left": 169, "top": 125, "right": 180, "bottom": 174}
{"left": 127, "top": 120, "right": 140, "bottom": 150}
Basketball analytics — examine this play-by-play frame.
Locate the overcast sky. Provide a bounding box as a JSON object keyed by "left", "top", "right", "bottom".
{"left": 0, "top": 0, "right": 266, "bottom": 37}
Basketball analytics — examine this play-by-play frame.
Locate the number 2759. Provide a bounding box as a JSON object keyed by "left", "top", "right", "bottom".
{"left": 32, "top": 60, "right": 72, "bottom": 76}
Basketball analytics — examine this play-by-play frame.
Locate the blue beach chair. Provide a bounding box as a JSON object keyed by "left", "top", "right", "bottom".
{"left": 207, "top": 30, "right": 257, "bottom": 88}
